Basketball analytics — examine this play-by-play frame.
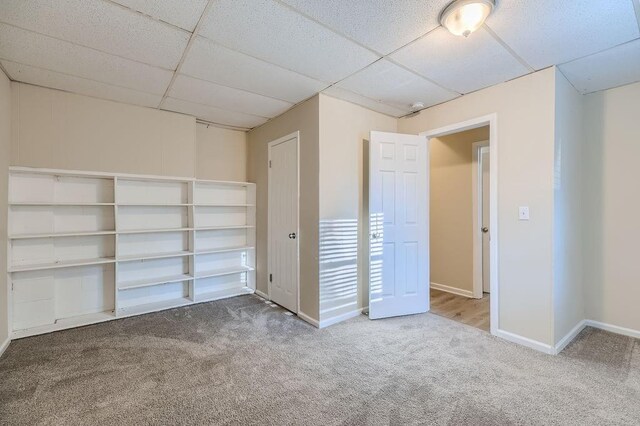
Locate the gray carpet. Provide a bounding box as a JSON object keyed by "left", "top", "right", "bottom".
{"left": 1, "top": 295, "right": 639, "bottom": 425}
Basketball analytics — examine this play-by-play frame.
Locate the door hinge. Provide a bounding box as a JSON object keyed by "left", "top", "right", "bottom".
{"left": 269, "top": 160, "right": 272, "bottom": 168}
{"left": 269, "top": 273, "right": 273, "bottom": 283}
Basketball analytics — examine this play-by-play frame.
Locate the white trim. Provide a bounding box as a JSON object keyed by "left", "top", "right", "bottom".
{"left": 254, "top": 289, "right": 269, "bottom": 300}
{"left": 494, "top": 329, "right": 554, "bottom": 354}
{"left": 267, "top": 131, "right": 300, "bottom": 313}
{"left": 585, "top": 320, "right": 640, "bottom": 340}
{"left": 0, "top": 337, "right": 10, "bottom": 358}
{"left": 319, "top": 308, "right": 363, "bottom": 328}
{"left": 471, "top": 141, "right": 489, "bottom": 299}
{"left": 297, "top": 311, "right": 319, "bottom": 328}
{"left": 430, "top": 282, "right": 474, "bottom": 298}
{"left": 553, "top": 320, "right": 586, "bottom": 355}
{"left": 421, "top": 113, "right": 499, "bottom": 337}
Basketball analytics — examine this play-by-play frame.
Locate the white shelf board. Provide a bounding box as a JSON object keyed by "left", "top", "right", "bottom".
{"left": 118, "top": 251, "right": 193, "bottom": 262}
{"left": 118, "top": 273, "right": 193, "bottom": 290}
{"left": 196, "top": 266, "right": 254, "bottom": 280}
{"left": 118, "top": 227, "right": 193, "bottom": 235}
{"left": 194, "top": 204, "right": 255, "bottom": 207}
{"left": 10, "top": 257, "right": 116, "bottom": 273}
{"left": 117, "top": 297, "right": 193, "bottom": 318}
{"left": 195, "top": 225, "right": 255, "bottom": 231}
{"left": 12, "top": 310, "right": 115, "bottom": 339}
{"left": 10, "top": 202, "right": 115, "bottom": 206}
{"left": 10, "top": 230, "right": 116, "bottom": 240}
{"left": 118, "top": 203, "right": 191, "bottom": 207}
{"left": 196, "top": 286, "right": 254, "bottom": 303}
{"left": 196, "top": 246, "right": 255, "bottom": 255}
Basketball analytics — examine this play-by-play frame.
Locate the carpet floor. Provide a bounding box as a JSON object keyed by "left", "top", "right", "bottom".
{"left": 1, "top": 295, "right": 639, "bottom": 425}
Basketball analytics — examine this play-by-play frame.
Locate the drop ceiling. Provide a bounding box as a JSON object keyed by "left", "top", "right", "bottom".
{"left": 0, "top": 0, "right": 639, "bottom": 130}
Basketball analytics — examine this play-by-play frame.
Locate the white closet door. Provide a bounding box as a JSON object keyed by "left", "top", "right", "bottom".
{"left": 268, "top": 134, "right": 299, "bottom": 313}
{"left": 369, "top": 131, "right": 428, "bottom": 319}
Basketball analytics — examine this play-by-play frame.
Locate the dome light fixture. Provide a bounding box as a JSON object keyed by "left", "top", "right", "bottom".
{"left": 440, "top": 0, "right": 495, "bottom": 37}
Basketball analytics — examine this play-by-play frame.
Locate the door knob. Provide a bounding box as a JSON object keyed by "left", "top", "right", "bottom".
{"left": 371, "top": 232, "right": 380, "bottom": 239}
{"left": 288, "top": 232, "right": 296, "bottom": 239}
{"left": 482, "top": 227, "right": 489, "bottom": 233}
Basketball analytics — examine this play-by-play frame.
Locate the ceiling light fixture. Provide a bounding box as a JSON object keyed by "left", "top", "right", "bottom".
{"left": 440, "top": 0, "right": 495, "bottom": 37}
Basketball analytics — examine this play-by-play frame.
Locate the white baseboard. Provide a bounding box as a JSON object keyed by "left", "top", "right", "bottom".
{"left": 431, "top": 282, "right": 474, "bottom": 298}
{"left": 319, "top": 308, "right": 363, "bottom": 328}
{"left": 494, "top": 329, "right": 554, "bottom": 354}
{"left": 0, "top": 337, "right": 10, "bottom": 358}
{"left": 554, "top": 320, "right": 587, "bottom": 355}
{"left": 585, "top": 319, "right": 640, "bottom": 339}
{"left": 297, "top": 311, "right": 319, "bottom": 328}
{"left": 254, "top": 289, "right": 269, "bottom": 300}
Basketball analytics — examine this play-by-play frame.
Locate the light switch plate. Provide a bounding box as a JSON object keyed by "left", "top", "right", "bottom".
{"left": 519, "top": 206, "right": 530, "bottom": 220}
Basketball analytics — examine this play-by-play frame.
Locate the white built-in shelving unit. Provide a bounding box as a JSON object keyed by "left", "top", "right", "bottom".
{"left": 7, "top": 167, "right": 256, "bottom": 338}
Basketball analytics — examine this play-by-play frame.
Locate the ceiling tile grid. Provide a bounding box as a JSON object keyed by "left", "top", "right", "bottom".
{"left": 198, "top": 0, "right": 379, "bottom": 83}
{"left": 0, "top": 0, "right": 190, "bottom": 69}
{"left": 162, "top": 97, "right": 269, "bottom": 129}
{"left": 486, "top": 0, "right": 640, "bottom": 70}
{"left": 390, "top": 27, "right": 530, "bottom": 94}
{"left": 322, "top": 86, "right": 409, "bottom": 117}
{"left": 279, "top": 0, "right": 451, "bottom": 55}
{"left": 336, "top": 59, "right": 459, "bottom": 114}
{"left": 559, "top": 38, "right": 640, "bottom": 94}
{"left": 109, "top": 0, "right": 209, "bottom": 32}
{"left": 0, "top": 23, "right": 173, "bottom": 95}
{"left": 1, "top": 60, "right": 163, "bottom": 108}
{"left": 168, "top": 74, "right": 294, "bottom": 118}
{"left": 180, "top": 37, "right": 329, "bottom": 104}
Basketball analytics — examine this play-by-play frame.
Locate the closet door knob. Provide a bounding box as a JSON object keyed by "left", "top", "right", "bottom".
{"left": 482, "top": 227, "right": 489, "bottom": 233}
{"left": 288, "top": 233, "right": 296, "bottom": 239}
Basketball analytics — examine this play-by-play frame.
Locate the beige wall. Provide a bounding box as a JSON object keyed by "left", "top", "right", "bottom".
{"left": 583, "top": 81, "right": 640, "bottom": 332}
{"left": 0, "top": 69, "right": 10, "bottom": 346}
{"left": 11, "top": 83, "right": 196, "bottom": 177}
{"left": 553, "top": 70, "right": 584, "bottom": 344}
{"left": 247, "top": 96, "right": 320, "bottom": 321}
{"left": 318, "top": 94, "right": 397, "bottom": 320}
{"left": 196, "top": 123, "right": 247, "bottom": 182}
{"left": 399, "top": 68, "right": 557, "bottom": 345}
{"left": 430, "top": 127, "right": 489, "bottom": 294}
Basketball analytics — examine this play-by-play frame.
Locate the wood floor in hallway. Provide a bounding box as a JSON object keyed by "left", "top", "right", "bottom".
{"left": 430, "top": 289, "right": 490, "bottom": 332}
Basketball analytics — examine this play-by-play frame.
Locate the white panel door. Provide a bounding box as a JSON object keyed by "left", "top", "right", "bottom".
{"left": 369, "top": 131, "right": 428, "bottom": 319}
{"left": 481, "top": 147, "right": 491, "bottom": 293}
{"left": 268, "top": 134, "right": 299, "bottom": 313}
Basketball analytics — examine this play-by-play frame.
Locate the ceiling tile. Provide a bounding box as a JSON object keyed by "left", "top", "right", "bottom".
{"left": 486, "top": 0, "right": 640, "bottom": 70}
{"left": 109, "top": 0, "right": 208, "bottom": 32}
{"left": 162, "top": 97, "right": 268, "bottom": 129}
{"left": 169, "top": 74, "right": 293, "bottom": 118}
{"left": 198, "top": 0, "right": 379, "bottom": 82}
{"left": 322, "top": 86, "right": 409, "bottom": 117}
{"left": 559, "top": 39, "right": 640, "bottom": 94}
{"left": 0, "top": 23, "right": 173, "bottom": 95}
{"left": 336, "top": 59, "right": 458, "bottom": 111}
{"left": 0, "top": 0, "right": 189, "bottom": 69}
{"left": 281, "top": 0, "right": 451, "bottom": 55}
{"left": 390, "top": 27, "right": 530, "bottom": 94}
{"left": 2, "top": 60, "right": 162, "bottom": 108}
{"left": 181, "top": 37, "right": 328, "bottom": 103}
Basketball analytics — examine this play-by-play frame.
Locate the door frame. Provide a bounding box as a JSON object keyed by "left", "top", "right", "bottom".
{"left": 267, "top": 131, "right": 300, "bottom": 313}
{"left": 471, "top": 140, "right": 490, "bottom": 299}
{"left": 421, "top": 114, "right": 499, "bottom": 336}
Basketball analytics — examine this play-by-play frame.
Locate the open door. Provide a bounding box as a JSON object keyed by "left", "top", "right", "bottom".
{"left": 369, "top": 131, "right": 428, "bottom": 319}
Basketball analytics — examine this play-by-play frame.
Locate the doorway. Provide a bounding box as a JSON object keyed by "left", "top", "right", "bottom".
{"left": 268, "top": 132, "right": 300, "bottom": 313}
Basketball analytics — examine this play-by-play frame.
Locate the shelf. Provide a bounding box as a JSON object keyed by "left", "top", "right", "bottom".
{"left": 195, "top": 225, "right": 255, "bottom": 231}
{"left": 118, "top": 273, "right": 193, "bottom": 290}
{"left": 194, "top": 204, "right": 255, "bottom": 207}
{"left": 196, "top": 246, "right": 255, "bottom": 255}
{"left": 196, "top": 286, "right": 254, "bottom": 303}
{"left": 10, "top": 202, "right": 115, "bottom": 206}
{"left": 117, "top": 297, "right": 193, "bottom": 318}
{"left": 10, "top": 230, "right": 116, "bottom": 240}
{"left": 10, "top": 257, "right": 116, "bottom": 272}
{"left": 12, "top": 311, "right": 115, "bottom": 340}
{"left": 196, "top": 266, "right": 254, "bottom": 280}
{"left": 118, "top": 227, "right": 193, "bottom": 235}
{"left": 118, "top": 203, "right": 191, "bottom": 207}
{"left": 118, "top": 251, "right": 193, "bottom": 262}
